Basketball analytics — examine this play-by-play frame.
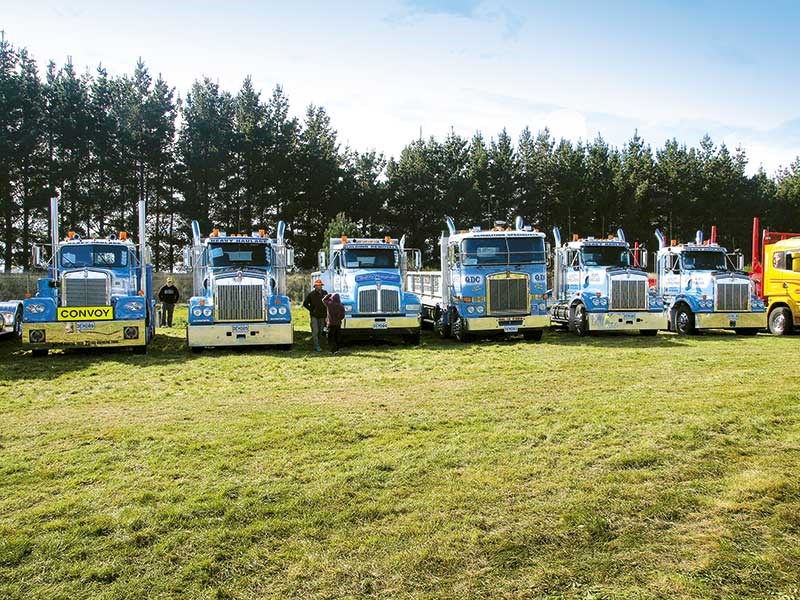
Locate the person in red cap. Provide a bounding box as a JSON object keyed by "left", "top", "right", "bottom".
{"left": 302, "top": 279, "right": 328, "bottom": 352}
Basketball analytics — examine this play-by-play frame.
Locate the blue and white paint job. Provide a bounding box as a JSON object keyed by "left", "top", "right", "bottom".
{"left": 654, "top": 229, "right": 766, "bottom": 334}
{"left": 550, "top": 228, "right": 664, "bottom": 335}
{"left": 22, "top": 197, "right": 155, "bottom": 356}
{"left": 185, "top": 221, "right": 294, "bottom": 350}
{"left": 408, "top": 216, "right": 549, "bottom": 342}
{"left": 313, "top": 235, "right": 422, "bottom": 343}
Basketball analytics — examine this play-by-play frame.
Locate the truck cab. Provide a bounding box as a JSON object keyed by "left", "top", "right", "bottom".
{"left": 22, "top": 197, "right": 155, "bottom": 356}
{"left": 185, "top": 221, "right": 294, "bottom": 350}
{"left": 313, "top": 236, "right": 422, "bottom": 344}
{"left": 654, "top": 228, "right": 766, "bottom": 335}
{"left": 750, "top": 217, "right": 800, "bottom": 335}
{"left": 550, "top": 229, "right": 663, "bottom": 336}
{"left": 408, "top": 216, "right": 549, "bottom": 342}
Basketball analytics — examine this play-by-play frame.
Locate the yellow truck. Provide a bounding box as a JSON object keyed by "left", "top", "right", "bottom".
{"left": 751, "top": 217, "right": 800, "bottom": 335}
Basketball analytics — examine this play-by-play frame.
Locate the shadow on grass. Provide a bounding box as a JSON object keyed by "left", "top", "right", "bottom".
{"left": 0, "top": 322, "right": 771, "bottom": 382}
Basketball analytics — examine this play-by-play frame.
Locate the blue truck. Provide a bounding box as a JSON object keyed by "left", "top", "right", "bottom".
{"left": 550, "top": 228, "right": 664, "bottom": 336}
{"left": 185, "top": 220, "right": 294, "bottom": 351}
{"left": 22, "top": 197, "right": 155, "bottom": 357}
{"left": 654, "top": 228, "right": 766, "bottom": 334}
{"left": 313, "top": 235, "right": 422, "bottom": 344}
{"left": 407, "top": 216, "right": 549, "bottom": 342}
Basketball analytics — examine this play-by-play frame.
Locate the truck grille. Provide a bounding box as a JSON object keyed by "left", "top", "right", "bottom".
{"left": 487, "top": 275, "right": 528, "bottom": 315}
{"left": 63, "top": 276, "right": 110, "bottom": 306}
{"left": 610, "top": 278, "right": 647, "bottom": 310}
{"left": 358, "top": 287, "right": 401, "bottom": 314}
{"left": 716, "top": 282, "right": 749, "bottom": 311}
{"left": 215, "top": 284, "right": 264, "bottom": 322}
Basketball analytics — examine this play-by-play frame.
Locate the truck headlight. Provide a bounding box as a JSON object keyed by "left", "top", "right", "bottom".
{"left": 202, "top": 307, "right": 213, "bottom": 317}
{"left": 405, "top": 303, "right": 420, "bottom": 312}
{"left": 476, "top": 305, "right": 485, "bottom": 314}
{"left": 124, "top": 301, "right": 143, "bottom": 312}
{"left": 600, "top": 297, "right": 608, "bottom": 306}
{"left": 538, "top": 303, "right": 546, "bottom": 312}
{"left": 269, "top": 306, "right": 278, "bottom": 316}
{"left": 25, "top": 303, "right": 45, "bottom": 314}
{"left": 591, "top": 297, "right": 600, "bottom": 306}
{"left": 344, "top": 304, "right": 353, "bottom": 313}
{"left": 2, "top": 313, "right": 13, "bottom": 325}
{"left": 466, "top": 305, "right": 475, "bottom": 314}
{"left": 278, "top": 306, "right": 287, "bottom": 315}
{"left": 192, "top": 307, "right": 202, "bottom": 317}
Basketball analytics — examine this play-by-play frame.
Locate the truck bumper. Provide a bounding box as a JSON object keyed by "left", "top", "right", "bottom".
{"left": 464, "top": 315, "right": 549, "bottom": 332}
{"left": 342, "top": 315, "right": 420, "bottom": 334}
{"left": 694, "top": 311, "right": 766, "bottom": 330}
{"left": 585, "top": 311, "right": 665, "bottom": 332}
{"left": 22, "top": 320, "right": 147, "bottom": 348}
{"left": 187, "top": 322, "right": 293, "bottom": 347}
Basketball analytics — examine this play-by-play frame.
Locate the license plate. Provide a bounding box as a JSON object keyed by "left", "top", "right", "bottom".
{"left": 77, "top": 322, "right": 95, "bottom": 332}
{"left": 503, "top": 325, "right": 519, "bottom": 333}
{"left": 373, "top": 321, "right": 389, "bottom": 330}
{"left": 727, "top": 313, "right": 739, "bottom": 320}
{"left": 232, "top": 324, "right": 249, "bottom": 334}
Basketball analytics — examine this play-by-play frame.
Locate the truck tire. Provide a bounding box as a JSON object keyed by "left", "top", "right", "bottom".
{"left": 768, "top": 306, "right": 793, "bottom": 336}
{"left": 674, "top": 305, "right": 695, "bottom": 335}
{"left": 523, "top": 329, "right": 543, "bottom": 342}
{"left": 14, "top": 309, "right": 22, "bottom": 339}
{"left": 452, "top": 317, "right": 472, "bottom": 343}
{"left": 570, "top": 304, "right": 588, "bottom": 337}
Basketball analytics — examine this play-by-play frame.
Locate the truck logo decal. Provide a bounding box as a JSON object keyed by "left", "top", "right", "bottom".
{"left": 57, "top": 306, "right": 113, "bottom": 321}
{"left": 464, "top": 275, "right": 482, "bottom": 284}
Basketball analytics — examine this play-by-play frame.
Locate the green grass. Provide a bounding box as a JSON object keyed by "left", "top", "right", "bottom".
{"left": 1, "top": 307, "right": 799, "bottom": 599}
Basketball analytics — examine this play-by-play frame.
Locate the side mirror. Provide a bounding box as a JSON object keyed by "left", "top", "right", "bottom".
{"left": 639, "top": 248, "right": 648, "bottom": 270}
{"left": 286, "top": 248, "right": 295, "bottom": 268}
{"left": 317, "top": 251, "right": 327, "bottom": 270}
{"left": 737, "top": 252, "right": 744, "bottom": 271}
{"left": 31, "top": 245, "right": 45, "bottom": 269}
{"left": 545, "top": 242, "right": 552, "bottom": 268}
{"left": 182, "top": 247, "right": 193, "bottom": 269}
{"left": 414, "top": 249, "right": 422, "bottom": 271}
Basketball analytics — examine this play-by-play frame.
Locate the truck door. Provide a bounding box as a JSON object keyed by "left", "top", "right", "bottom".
{"left": 768, "top": 249, "right": 800, "bottom": 304}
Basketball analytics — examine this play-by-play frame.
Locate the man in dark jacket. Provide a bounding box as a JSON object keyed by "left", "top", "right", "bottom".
{"left": 157, "top": 277, "right": 180, "bottom": 328}
{"left": 303, "top": 279, "right": 328, "bottom": 352}
{"left": 322, "top": 292, "right": 345, "bottom": 354}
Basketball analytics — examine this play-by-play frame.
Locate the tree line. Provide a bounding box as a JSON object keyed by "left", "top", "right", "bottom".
{"left": 1, "top": 36, "right": 799, "bottom": 271}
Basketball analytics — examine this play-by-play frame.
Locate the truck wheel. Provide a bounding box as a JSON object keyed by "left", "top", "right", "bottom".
{"left": 32, "top": 348, "right": 48, "bottom": 358}
{"left": 674, "top": 305, "right": 695, "bottom": 335}
{"left": 452, "top": 318, "right": 472, "bottom": 343}
{"left": 768, "top": 307, "right": 793, "bottom": 336}
{"left": 14, "top": 309, "right": 23, "bottom": 338}
{"left": 734, "top": 328, "right": 759, "bottom": 336}
{"left": 570, "top": 304, "right": 588, "bottom": 337}
{"left": 639, "top": 329, "right": 658, "bottom": 336}
{"left": 523, "top": 330, "right": 543, "bottom": 342}
{"left": 435, "top": 318, "right": 451, "bottom": 339}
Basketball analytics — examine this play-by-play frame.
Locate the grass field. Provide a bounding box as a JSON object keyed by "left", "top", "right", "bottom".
{"left": 1, "top": 307, "right": 799, "bottom": 599}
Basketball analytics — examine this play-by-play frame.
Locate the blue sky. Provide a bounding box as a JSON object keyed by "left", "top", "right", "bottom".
{"left": 3, "top": 0, "right": 799, "bottom": 174}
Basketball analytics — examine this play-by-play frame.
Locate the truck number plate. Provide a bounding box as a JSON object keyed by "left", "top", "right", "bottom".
{"left": 727, "top": 313, "right": 739, "bottom": 320}
{"left": 373, "top": 321, "right": 389, "bottom": 330}
{"left": 232, "top": 324, "right": 249, "bottom": 334}
{"left": 77, "top": 322, "right": 95, "bottom": 332}
{"left": 503, "top": 325, "right": 519, "bottom": 333}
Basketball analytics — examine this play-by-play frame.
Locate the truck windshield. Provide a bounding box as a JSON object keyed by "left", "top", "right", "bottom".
{"left": 60, "top": 244, "right": 131, "bottom": 268}
{"left": 461, "top": 236, "right": 545, "bottom": 265}
{"left": 581, "top": 245, "right": 630, "bottom": 267}
{"left": 682, "top": 251, "right": 727, "bottom": 271}
{"left": 208, "top": 243, "right": 270, "bottom": 267}
{"left": 342, "top": 248, "right": 398, "bottom": 268}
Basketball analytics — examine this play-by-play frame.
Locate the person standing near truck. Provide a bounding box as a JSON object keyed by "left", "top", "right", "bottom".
{"left": 323, "top": 292, "right": 345, "bottom": 354}
{"left": 157, "top": 277, "right": 180, "bottom": 328}
{"left": 303, "top": 279, "right": 328, "bottom": 352}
